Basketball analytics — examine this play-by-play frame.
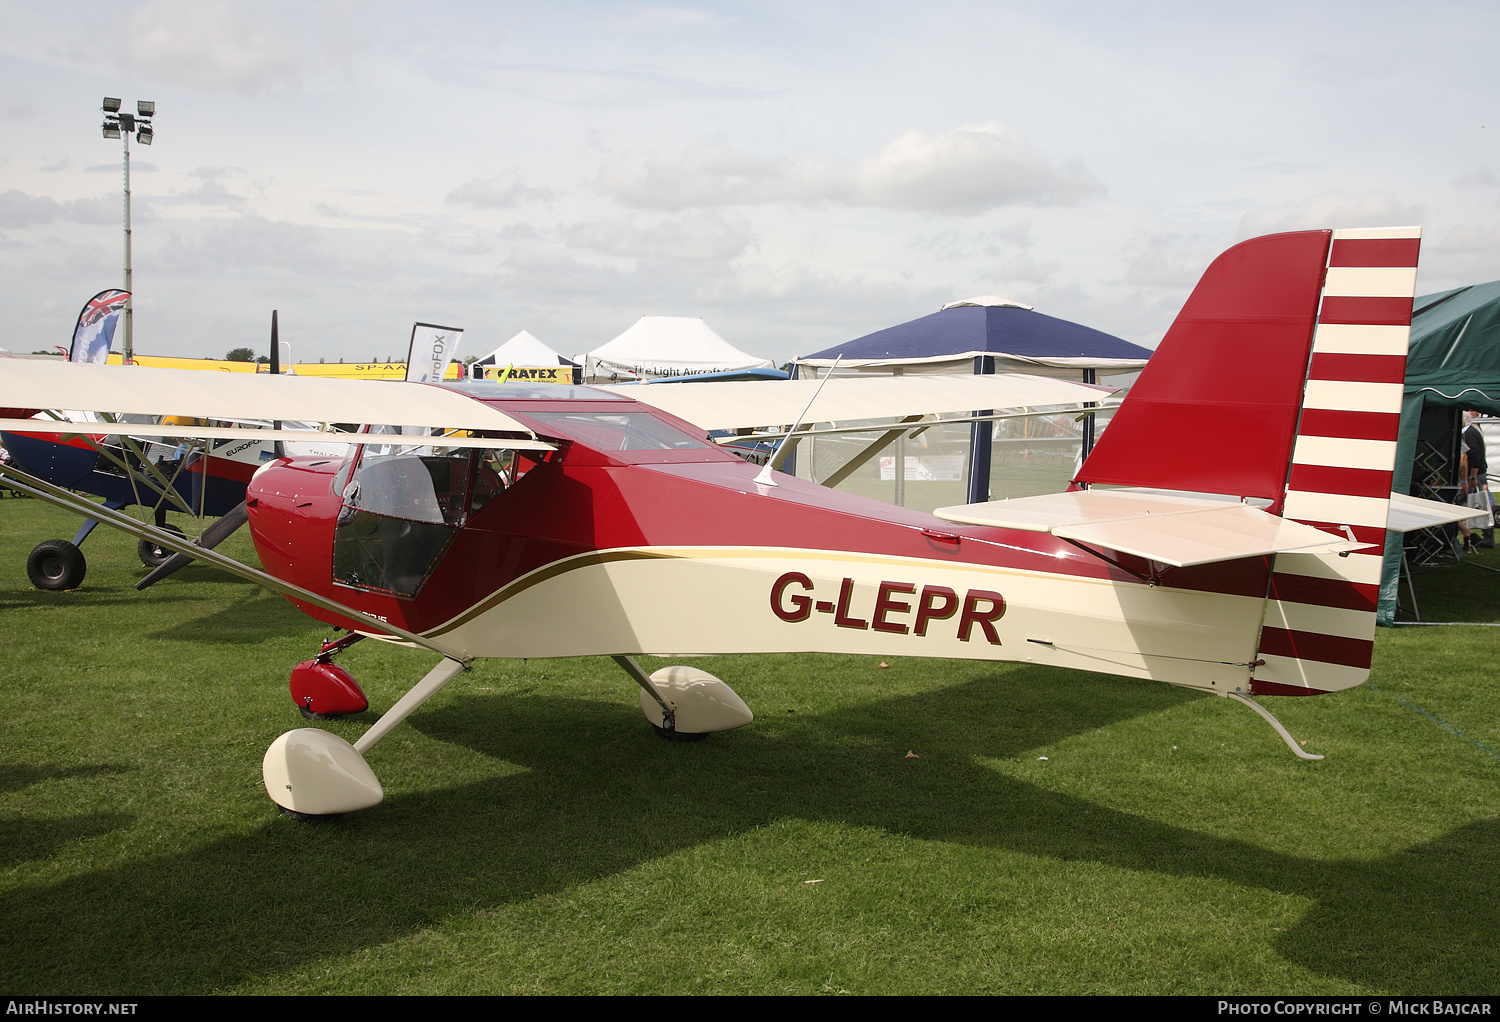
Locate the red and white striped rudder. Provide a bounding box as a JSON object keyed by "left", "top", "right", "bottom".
{"left": 1252, "top": 226, "right": 1421, "bottom": 696}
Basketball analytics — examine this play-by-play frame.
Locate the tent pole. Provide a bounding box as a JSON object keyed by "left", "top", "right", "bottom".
{"left": 893, "top": 366, "right": 905, "bottom": 506}
{"left": 966, "top": 356, "right": 994, "bottom": 504}
{"left": 1081, "top": 367, "right": 1096, "bottom": 460}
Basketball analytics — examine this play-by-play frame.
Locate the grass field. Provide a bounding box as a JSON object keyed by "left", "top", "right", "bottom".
{"left": 1, "top": 495, "right": 1498, "bottom": 995}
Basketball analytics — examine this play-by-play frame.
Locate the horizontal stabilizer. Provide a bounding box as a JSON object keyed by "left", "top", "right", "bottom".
{"left": 603, "top": 373, "right": 1113, "bottom": 434}
{"left": 1387, "top": 491, "right": 1486, "bottom": 533}
{"left": 934, "top": 489, "right": 1366, "bottom": 567}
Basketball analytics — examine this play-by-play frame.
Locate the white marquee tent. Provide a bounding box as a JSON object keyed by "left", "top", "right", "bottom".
{"left": 473, "top": 330, "right": 578, "bottom": 370}
{"left": 581, "top": 317, "right": 775, "bottom": 383}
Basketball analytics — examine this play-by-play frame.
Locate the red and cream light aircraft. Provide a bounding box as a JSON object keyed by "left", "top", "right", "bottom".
{"left": 0, "top": 227, "right": 1467, "bottom": 817}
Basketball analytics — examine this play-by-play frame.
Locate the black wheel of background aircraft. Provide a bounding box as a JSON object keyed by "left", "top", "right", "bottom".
{"left": 137, "top": 524, "right": 185, "bottom": 568}
{"left": 651, "top": 724, "right": 709, "bottom": 743}
{"left": 27, "top": 539, "right": 87, "bottom": 591}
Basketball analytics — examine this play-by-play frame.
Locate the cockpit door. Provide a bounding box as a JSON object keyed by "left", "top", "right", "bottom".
{"left": 331, "top": 430, "right": 471, "bottom": 597}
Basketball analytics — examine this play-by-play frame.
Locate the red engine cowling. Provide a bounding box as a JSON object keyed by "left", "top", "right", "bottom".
{"left": 289, "top": 660, "right": 369, "bottom": 717}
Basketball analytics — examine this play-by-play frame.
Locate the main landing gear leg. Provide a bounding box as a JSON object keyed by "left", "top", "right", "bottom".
{"left": 1226, "top": 690, "right": 1325, "bottom": 761}
{"left": 263, "top": 656, "right": 469, "bottom": 817}
{"left": 612, "top": 655, "right": 753, "bottom": 741}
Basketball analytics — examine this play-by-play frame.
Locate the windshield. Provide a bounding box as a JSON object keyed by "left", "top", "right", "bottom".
{"left": 525, "top": 411, "right": 713, "bottom": 451}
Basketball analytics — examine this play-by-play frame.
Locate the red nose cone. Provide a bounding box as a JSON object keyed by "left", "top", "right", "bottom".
{"left": 290, "top": 660, "right": 369, "bottom": 717}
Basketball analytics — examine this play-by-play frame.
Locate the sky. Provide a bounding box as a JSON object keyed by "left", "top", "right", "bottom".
{"left": 1, "top": 0, "right": 1497, "bottom": 366}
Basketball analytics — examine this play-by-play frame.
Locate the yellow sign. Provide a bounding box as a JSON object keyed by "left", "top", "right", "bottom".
{"left": 284, "top": 362, "right": 465, "bottom": 380}
{"left": 104, "top": 354, "right": 463, "bottom": 380}
{"left": 106, "top": 353, "right": 260, "bottom": 373}
{"left": 481, "top": 365, "right": 571, "bottom": 383}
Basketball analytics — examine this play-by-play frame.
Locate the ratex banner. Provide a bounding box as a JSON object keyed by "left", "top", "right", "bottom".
{"left": 404, "top": 322, "right": 464, "bottom": 384}
{"left": 69, "top": 290, "right": 130, "bottom": 364}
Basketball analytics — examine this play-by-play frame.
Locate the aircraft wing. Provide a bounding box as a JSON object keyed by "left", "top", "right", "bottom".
{"left": 0, "top": 358, "right": 550, "bottom": 450}
{"left": 598, "top": 373, "right": 1113, "bottom": 433}
{"left": 934, "top": 489, "right": 1367, "bottom": 568}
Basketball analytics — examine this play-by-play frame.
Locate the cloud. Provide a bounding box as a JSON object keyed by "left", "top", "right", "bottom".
{"left": 598, "top": 145, "right": 838, "bottom": 208}
{"left": 590, "top": 5, "right": 721, "bottom": 32}
{"left": 566, "top": 211, "right": 752, "bottom": 261}
{"left": 0, "top": 84, "right": 36, "bottom": 123}
{"left": 153, "top": 215, "right": 391, "bottom": 281}
{"left": 0, "top": 191, "right": 65, "bottom": 228}
{"left": 124, "top": 0, "right": 301, "bottom": 92}
{"left": 154, "top": 166, "right": 249, "bottom": 209}
{"left": 0, "top": 191, "right": 125, "bottom": 228}
{"left": 598, "top": 123, "right": 1101, "bottom": 214}
{"left": 1438, "top": 223, "right": 1500, "bottom": 253}
{"left": 1418, "top": 223, "right": 1500, "bottom": 285}
{"left": 447, "top": 171, "right": 550, "bottom": 209}
{"left": 998, "top": 253, "right": 1059, "bottom": 284}
{"left": 444, "top": 63, "right": 768, "bottom": 109}
{"left": 86, "top": 164, "right": 158, "bottom": 174}
{"left": 910, "top": 223, "right": 1033, "bottom": 262}
{"left": 1236, "top": 193, "right": 1424, "bottom": 238}
{"left": 1453, "top": 166, "right": 1500, "bottom": 188}
{"left": 1122, "top": 234, "right": 1218, "bottom": 288}
{"left": 856, "top": 124, "right": 1101, "bottom": 213}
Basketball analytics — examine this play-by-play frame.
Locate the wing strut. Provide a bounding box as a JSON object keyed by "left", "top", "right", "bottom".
{"left": 352, "top": 657, "right": 469, "bottom": 755}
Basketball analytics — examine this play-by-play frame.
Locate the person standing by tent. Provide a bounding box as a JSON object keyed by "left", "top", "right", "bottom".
{"left": 1461, "top": 410, "right": 1493, "bottom": 549}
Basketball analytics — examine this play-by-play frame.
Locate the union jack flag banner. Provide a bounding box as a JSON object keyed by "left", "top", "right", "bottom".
{"left": 69, "top": 289, "right": 130, "bottom": 364}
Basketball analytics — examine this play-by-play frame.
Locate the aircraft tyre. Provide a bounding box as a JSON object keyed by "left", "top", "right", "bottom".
{"left": 277, "top": 805, "right": 340, "bottom": 823}
{"left": 651, "top": 723, "right": 710, "bottom": 742}
{"left": 138, "top": 524, "right": 185, "bottom": 568}
{"left": 27, "top": 539, "right": 87, "bottom": 591}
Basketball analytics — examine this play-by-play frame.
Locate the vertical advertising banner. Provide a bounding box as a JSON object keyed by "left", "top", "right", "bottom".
{"left": 69, "top": 290, "right": 131, "bottom": 364}
{"left": 405, "top": 322, "right": 464, "bottom": 384}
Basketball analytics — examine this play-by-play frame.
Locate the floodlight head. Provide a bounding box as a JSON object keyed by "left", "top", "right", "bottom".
{"left": 136, "top": 100, "right": 154, "bottom": 117}
{"left": 103, "top": 97, "right": 121, "bottom": 113}
{"left": 102, "top": 121, "right": 121, "bottom": 140}
{"left": 136, "top": 125, "right": 153, "bottom": 145}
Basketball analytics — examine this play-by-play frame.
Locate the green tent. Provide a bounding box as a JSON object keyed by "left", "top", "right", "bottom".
{"left": 1378, "top": 281, "right": 1500, "bottom": 625}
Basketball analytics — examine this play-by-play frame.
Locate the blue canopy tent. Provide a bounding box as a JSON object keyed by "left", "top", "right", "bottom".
{"left": 796, "top": 298, "right": 1151, "bottom": 504}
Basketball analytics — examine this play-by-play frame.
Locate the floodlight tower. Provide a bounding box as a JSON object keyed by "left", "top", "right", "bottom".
{"left": 100, "top": 98, "right": 155, "bottom": 364}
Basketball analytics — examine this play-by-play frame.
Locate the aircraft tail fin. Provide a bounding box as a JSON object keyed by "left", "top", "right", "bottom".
{"left": 1078, "top": 226, "right": 1421, "bottom": 695}
{"left": 1076, "top": 229, "right": 1335, "bottom": 501}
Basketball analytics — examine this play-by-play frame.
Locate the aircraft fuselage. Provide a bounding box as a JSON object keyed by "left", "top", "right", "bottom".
{"left": 247, "top": 387, "right": 1272, "bottom": 695}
